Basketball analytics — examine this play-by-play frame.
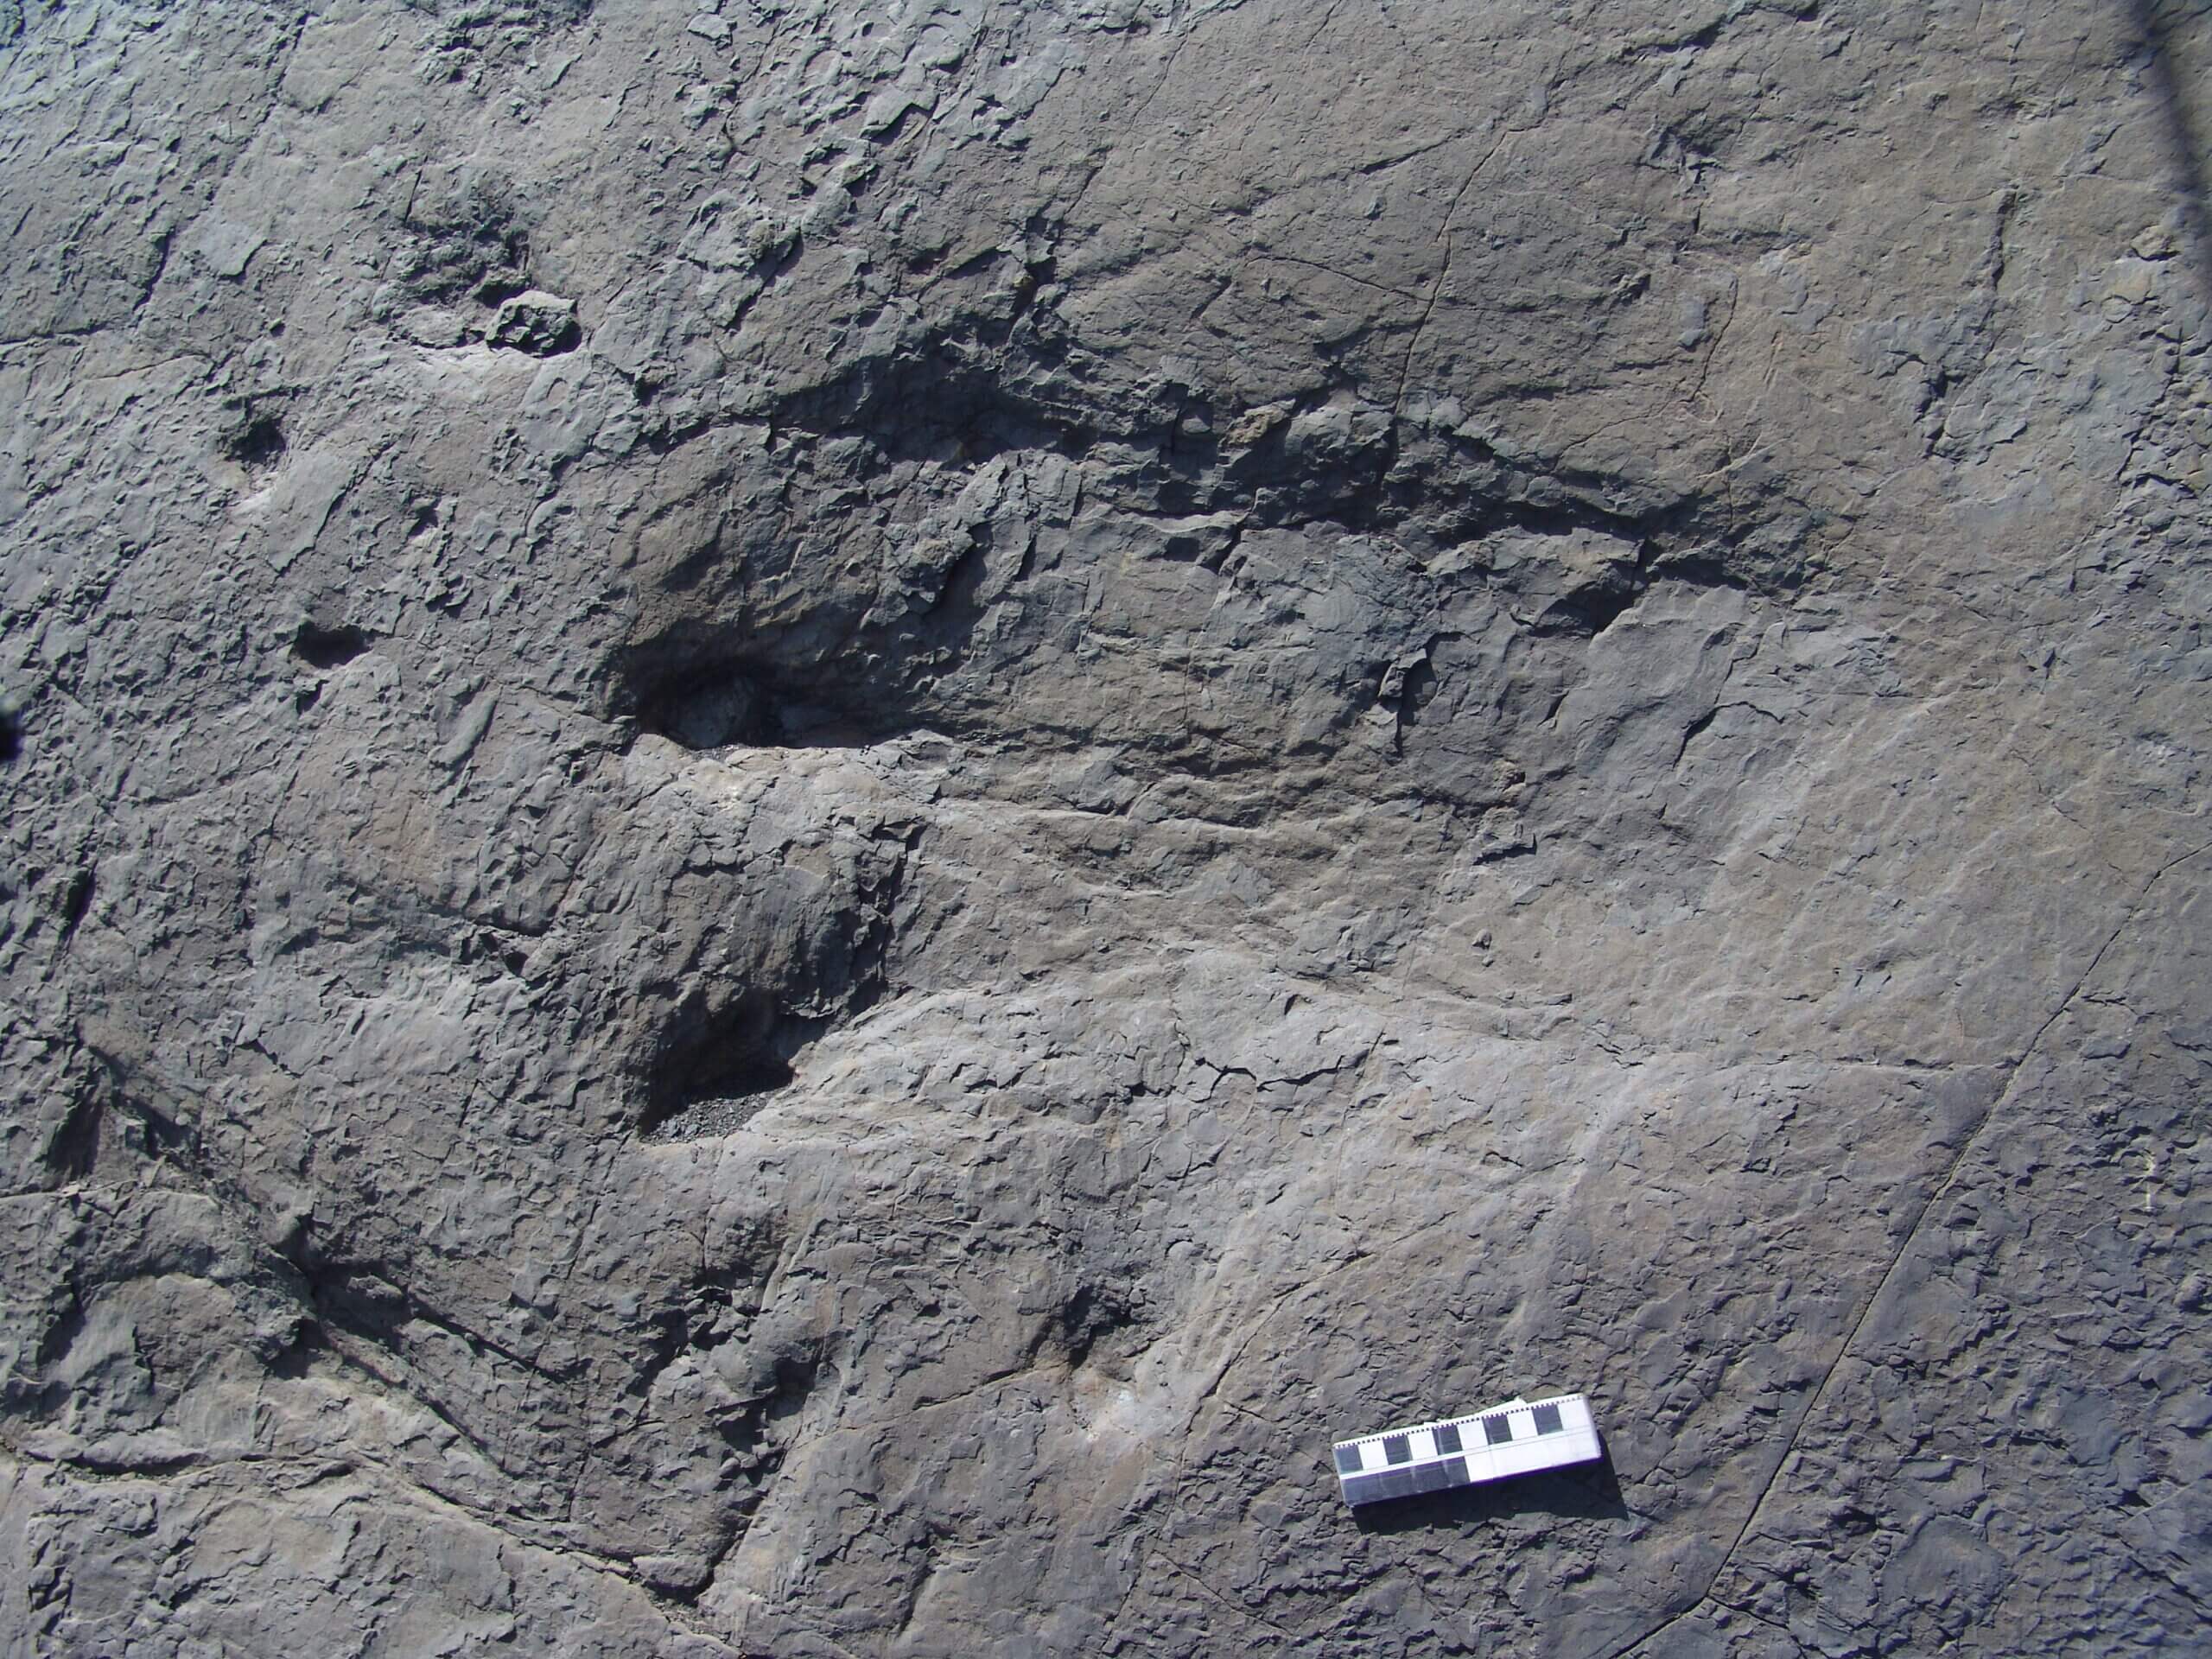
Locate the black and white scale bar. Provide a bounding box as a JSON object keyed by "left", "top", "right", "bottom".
{"left": 1329, "top": 1394, "right": 1602, "bottom": 1507}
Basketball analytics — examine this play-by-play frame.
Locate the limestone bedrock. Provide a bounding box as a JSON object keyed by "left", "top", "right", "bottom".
{"left": 2, "top": 2, "right": 2208, "bottom": 1655}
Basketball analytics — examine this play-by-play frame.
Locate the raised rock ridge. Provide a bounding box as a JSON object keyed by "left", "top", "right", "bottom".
{"left": 2, "top": 1, "right": 2208, "bottom": 1654}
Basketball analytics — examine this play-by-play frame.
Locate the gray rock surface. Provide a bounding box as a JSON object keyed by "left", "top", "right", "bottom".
{"left": 3, "top": 0, "right": 2209, "bottom": 1653}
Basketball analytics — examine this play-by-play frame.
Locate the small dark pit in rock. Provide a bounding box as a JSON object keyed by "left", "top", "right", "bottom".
{"left": 293, "top": 622, "right": 372, "bottom": 670}
{"left": 224, "top": 411, "right": 287, "bottom": 467}
{"left": 645, "top": 668, "right": 768, "bottom": 749}
{"left": 488, "top": 289, "right": 580, "bottom": 356}
{"left": 640, "top": 993, "right": 819, "bottom": 1141}
{"left": 1059, "top": 1286, "right": 1137, "bottom": 1370}
{"left": 59, "top": 866, "right": 95, "bottom": 938}
{"left": 623, "top": 638, "right": 922, "bottom": 752}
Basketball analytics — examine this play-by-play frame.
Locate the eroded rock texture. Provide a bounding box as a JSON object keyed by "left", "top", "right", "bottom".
{"left": 3, "top": 1, "right": 2209, "bottom": 1653}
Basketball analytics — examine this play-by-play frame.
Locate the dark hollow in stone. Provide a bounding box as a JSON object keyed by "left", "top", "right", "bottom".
{"left": 487, "top": 294, "right": 581, "bottom": 356}
{"left": 639, "top": 664, "right": 772, "bottom": 749}
{"left": 41, "top": 1088, "right": 103, "bottom": 1181}
{"left": 40, "top": 1074, "right": 192, "bottom": 1189}
{"left": 1540, "top": 575, "right": 1646, "bottom": 637}
{"left": 58, "top": 867, "right": 94, "bottom": 938}
{"left": 225, "top": 412, "right": 287, "bottom": 467}
{"left": 639, "top": 992, "right": 822, "bottom": 1140}
{"left": 299, "top": 1262, "right": 416, "bottom": 1356}
{"left": 293, "top": 622, "right": 372, "bottom": 670}
{"left": 627, "top": 651, "right": 916, "bottom": 751}
{"left": 0, "top": 708, "right": 19, "bottom": 765}
{"left": 1058, "top": 1286, "right": 1136, "bottom": 1369}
